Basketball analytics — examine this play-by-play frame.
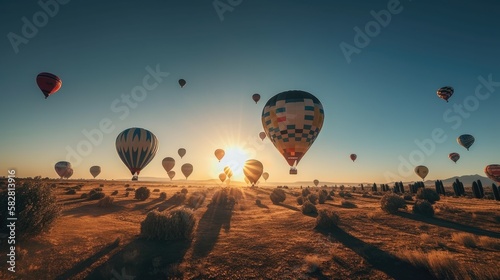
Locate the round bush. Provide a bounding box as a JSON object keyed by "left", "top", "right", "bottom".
{"left": 270, "top": 188, "right": 286, "bottom": 204}
{"left": 318, "top": 192, "right": 327, "bottom": 204}
{"left": 380, "top": 193, "right": 407, "bottom": 214}
{"left": 315, "top": 209, "right": 340, "bottom": 229}
{"left": 187, "top": 192, "right": 206, "bottom": 208}
{"left": 65, "top": 189, "right": 76, "bottom": 195}
{"left": 413, "top": 200, "right": 434, "bottom": 217}
{"left": 297, "top": 196, "right": 304, "bottom": 205}
{"left": 97, "top": 196, "right": 114, "bottom": 207}
{"left": 416, "top": 188, "right": 440, "bottom": 204}
{"left": 255, "top": 199, "right": 262, "bottom": 206}
{"left": 159, "top": 192, "right": 167, "bottom": 200}
{"left": 135, "top": 186, "right": 151, "bottom": 201}
{"left": 111, "top": 190, "right": 119, "bottom": 196}
{"left": 302, "top": 201, "right": 318, "bottom": 215}
{"left": 153, "top": 189, "right": 160, "bottom": 192}
{"left": 307, "top": 193, "right": 318, "bottom": 205}
{"left": 140, "top": 208, "right": 196, "bottom": 240}
{"left": 302, "top": 188, "right": 311, "bottom": 197}
{"left": 88, "top": 191, "right": 105, "bottom": 200}
{"left": 181, "top": 188, "right": 188, "bottom": 194}
{"left": 80, "top": 193, "right": 89, "bottom": 199}
{"left": 0, "top": 182, "right": 61, "bottom": 240}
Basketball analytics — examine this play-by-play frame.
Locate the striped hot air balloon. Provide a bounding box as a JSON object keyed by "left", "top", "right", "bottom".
{"left": 262, "top": 90, "right": 324, "bottom": 175}
{"left": 243, "top": 159, "right": 263, "bottom": 185}
{"left": 448, "top": 153, "right": 460, "bottom": 163}
{"left": 55, "top": 161, "right": 72, "bottom": 179}
{"left": 437, "top": 86, "right": 454, "bottom": 102}
{"left": 116, "top": 127, "right": 158, "bottom": 180}
{"left": 484, "top": 164, "right": 500, "bottom": 183}
{"left": 457, "top": 134, "right": 475, "bottom": 151}
{"left": 37, "top": 72, "right": 62, "bottom": 99}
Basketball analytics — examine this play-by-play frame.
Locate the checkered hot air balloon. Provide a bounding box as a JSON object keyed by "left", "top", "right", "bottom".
{"left": 437, "top": 86, "right": 454, "bottom": 102}
{"left": 37, "top": 72, "right": 62, "bottom": 99}
{"left": 116, "top": 127, "right": 158, "bottom": 180}
{"left": 261, "top": 90, "right": 324, "bottom": 174}
{"left": 457, "top": 134, "right": 475, "bottom": 151}
{"left": 484, "top": 164, "right": 500, "bottom": 183}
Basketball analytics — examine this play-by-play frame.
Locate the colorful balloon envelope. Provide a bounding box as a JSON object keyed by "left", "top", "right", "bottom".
{"left": 214, "top": 149, "right": 225, "bottom": 162}
{"left": 484, "top": 164, "right": 500, "bottom": 183}
{"left": 178, "top": 148, "right": 186, "bottom": 158}
{"left": 243, "top": 159, "right": 263, "bottom": 185}
{"left": 179, "top": 79, "right": 186, "bottom": 88}
{"left": 448, "top": 153, "right": 460, "bottom": 163}
{"left": 414, "top": 165, "right": 429, "bottom": 180}
{"left": 162, "top": 157, "right": 175, "bottom": 172}
{"left": 457, "top": 134, "right": 475, "bottom": 151}
{"left": 89, "top": 166, "right": 101, "bottom": 178}
{"left": 55, "top": 161, "right": 72, "bottom": 179}
{"left": 37, "top": 72, "right": 62, "bottom": 99}
{"left": 63, "top": 168, "right": 73, "bottom": 179}
{"left": 219, "top": 172, "right": 227, "bottom": 183}
{"left": 262, "top": 90, "right": 324, "bottom": 174}
{"left": 259, "top": 132, "right": 266, "bottom": 141}
{"left": 168, "top": 170, "right": 176, "bottom": 180}
{"left": 350, "top": 154, "right": 357, "bottom": 162}
{"left": 223, "top": 166, "right": 233, "bottom": 178}
{"left": 252, "top": 93, "right": 260, "bottom": 104}
{"left": 437, "top": 86, "right": 454, "bottom": 102}
{"left": 181, "top": 163, "right": 193, "bottom": 179}
{"left": 116, "top": 127, "right": 158, "bottom": 180}
{"left": 262, "top": 172, "right": 269, "bottom": 181}
{"left": 313, "top": 179, "right": 319, "bottom": 187}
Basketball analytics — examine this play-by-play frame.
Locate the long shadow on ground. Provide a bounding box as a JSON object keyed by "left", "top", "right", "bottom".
{"left": 395, "top": 211, "right": 500, "bottom": 238}
{"left": 85, "top": 238, "right": 191, "bottom": 280}
{"left": 317, "top": 226, "right": 436, "bottom": 280}
{"left": 191, "top": 204, "right": 233, "bottom": 259}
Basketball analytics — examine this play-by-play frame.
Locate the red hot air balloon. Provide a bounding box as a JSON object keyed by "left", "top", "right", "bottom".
{"left": 437, "top": 86, "right": 454, "bottom": 102}
{"left": 37, "top": 72, "right": 62, "bottom": 99}
{"left": 252, "top": 93, "right": 260, "bottom": 104}
{"left": 448, "top": 153, "right": 460, "bottom": 163}
{"left": 484, "top": 164, "right": 500, "bottom": 183}
{"left": 259, "top": 132, "right": 266, "bottom": 141}
{"left": 350, "top": 154, "right": 357, "bottom": 162}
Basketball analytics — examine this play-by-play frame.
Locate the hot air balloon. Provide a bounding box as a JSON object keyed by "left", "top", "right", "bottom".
{"left": 219, "top": 173, "right": 227, "bottom": 183}
{"left": 414, "top": 165, "right": 429, "bottom": 180}
{"left": 37, "top": 72, "right": 62, "bottom": 99}
{"left": 448, "top": 153, "right": 460, "bottom": 163}
{"left": 162, "top": 157, "right": 175, "bottom": 172}
{"left": 63, "top": 168, "right": 73, "bottom": 179}
{"left": 223, "top": 166, "right": 233, "bottom": 178}
{"left": 178, "top": 148, "right": 186, "bottom": 158}
{"left": 484, "top": 164, "right": 500, "bottom": 183}
{"left": 457, "top": 134, "right": 475, "bottom": 151}
{"left": 181, "top": 163, "right": 193, "bottom": 179}
{"left": 350, "top": 154, "right": 357, "bottom": 162}
{"left": 214, "top": 149, "right": 225, "bottom": 162}
{"left": 116, "top": 127, "right": 158, "bottom": 180}
{"left": 89, "top": 166, "right": 101, "bottom": 178}
{"left": 179, "top": 79, "right": 186, "bottom": 88}
{"left": 243, "top": 159, "right": 263, "bottom": 185}
{"left": 437, "top": 86, "right": 454, "bottom": 102}
{"left": 252, "top": 93, "right": 260, "bottom": 104}
{"left": 262, "top": 90, "right": 324, "bottom": 174}
{"left": 259, "top": 132, "right": 266, "bottom": 141}
{"left": 55, "top": 161, "right": 72, "bottom": 179}
{"left": 313, "top": 179, "right": 319, "bottom": 187}
{"left": 168, "top": 170, "right": 176, "bottom": 180}
{"left": 262, "top": 172, "right": 269, "bottom": 181}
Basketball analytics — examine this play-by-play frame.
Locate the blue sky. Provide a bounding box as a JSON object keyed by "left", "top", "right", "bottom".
{"left": 1, "top": 0, "right": 499, "bottom": 183}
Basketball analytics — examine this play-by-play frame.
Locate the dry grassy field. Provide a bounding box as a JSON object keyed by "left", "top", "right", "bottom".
{"left": 1, "top": 179, "right": 499, "bottom": 280}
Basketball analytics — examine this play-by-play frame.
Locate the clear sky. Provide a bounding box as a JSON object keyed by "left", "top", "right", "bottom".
{"left": 1, "top": 0, "right": 499, "bottom": 183}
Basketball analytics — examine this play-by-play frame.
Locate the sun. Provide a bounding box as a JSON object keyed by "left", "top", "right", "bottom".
{"left": 216, "top": 146, "right": 249, "bottom": 180}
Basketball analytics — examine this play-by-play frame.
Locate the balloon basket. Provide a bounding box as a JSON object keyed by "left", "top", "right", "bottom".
{"left": 289, "top": 168, "right": 297, "bottom": 175}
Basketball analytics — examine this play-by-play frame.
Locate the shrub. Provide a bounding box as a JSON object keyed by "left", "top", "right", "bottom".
{"left": 159, "top": 192, "right": 167, "bottom": 200}
{"left": 80, "top": 193, "right": 88, "bottom": 199}
{"left": 297, "top": 196, "right": 304, "bottom": 205}
{"left": 88, "top": 191, "right": 105, "bottom": 201}
{"left": 307, "top": 193, "right": 318, "bottom": 204}
{"left": 135, "top": 186, "right": 151, "bottom": 201}
{"left": 416, "top": 188, "right": 440, "bottom": 204}
{"left": 318, "top": 192, "right": 327, "bottom": 204}
{"left": 315, "top": 209, "right": 340, "bottom": 229}
{"left": 255, "top": 199, "right": 262, "bottom": 206}
{"left": 187, "top": 192, "right": 206, "bottom": 208}
{"left": 125, "top": 187, "right": 135, "bottom": 191}
{"left": 99, "top": 184, "right": 104, "bottom": 188}
{"left": 111, "top": 190, "right": 118, "bottom": 196}
{"left": 302, "top": 188, "right": 311, "bottom": 197}
{"left": 403, "top": 194, "right": 413, "bottom": 201}
{"left": 413, "top": 200, "right": 434, "bottom": 217}
{"left": 451, "top": 233, "right": 477, "bottom": 248}
{"left": 125, "top": 191, "right": 130, "bottom": 197}
{"left": 270, "top": 188, "right": 286, "bottom": 204}
{"left": 229, "top": 187, "right": 243, "bottom": 200}
{"left": 341, "top": 200, "right": 357, "bottom": 208}
{"left": 65, "top": 189, "right": 76, "bottom": 195}
{"left": 153, "top": 189, "right": 160, "bottom": 192}
{"left": 301, "top": 201, "right": 318, "bottom": 215}
{"left": 326, "top": 195, "right": 334, "bottom": 201}
{"left": 0, "top": 182, "right": 61, "bottom": 240}
{"left": 93, "top": 187, "right": 103, "bottom": 192}
{"left": 171, "top": 192, "right": 187, "bottom": 204}
{"left": 181, "top": 188, "right": 188, "bottom": 194}
{"left": 140, "top": 208, "right": 196, "bottom": 241}
{"left": 380, "top": 193, "right": 406, "bottom": 214}
{"left": 210, "top": 189, "right": 229, "bottom": 207}
{"left": 97, "top": 196, "right": 114, "bottom": 207}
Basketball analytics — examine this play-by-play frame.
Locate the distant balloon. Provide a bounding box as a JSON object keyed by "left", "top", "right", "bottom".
{"left": 162, "top": 157, "right": 175, "bottom": 172}
{"left": 55, "top": 161, "right": 72, "bottom": 179}
{"left": 63, "top": 168, "right": 73, "bottom": 179}
{"left": 219, "top": 173, "right": 227, "bottom": 183}
{"left": 262, "top": 172, "right": 269, "bottom": 181}
{"left": 167, "top": 170, "right": 175, "bottom": 180}
{"left": 437, "top": 86, "right": 454, "bottom": 102}
{"left": 448, "top": 153, "right": 460, "bottom": 163}
{"left": 350, "top": 154, "right": 357, "bottom": 162}
{"left": 214, "top": 149, "right": 225, "bottom": 162}
{"left": 178, "top": 148, "right": 186, "bottom": 158}
{"left": 37, "top": 72, "right": 62, "bottom": 99}
{"left": 313, "top": 179, "right": 319, "bottom": 187}
{"left": 179, "top": 79, "right": 186, "bottom": 88}
{"left": 89, "top": 166, "right": 101, "bottom": 178}
{"left": 181, "top": 163, "right": 193, "bottom": 179}
{"left": 457, "top": 134, "right": 475, "bottom": 151}
{"left": 116, "top": 127, "right": 158, "bottom": 180}
{"left": 243, "top": 159, "right": 263, "bottom": 185}
{"left": 259, "top": 132, "right": 266, "bottom": 141}
{"left": 414, "top": 165, "right": 429, "bottom": 180}
{"left": 484, "top": 164, "right": 500, "bottom": 183}
{"left": 262, "top": 90, "right": 324, "bottom": 174}
{"left": 223, "top": 166, "right": 233, "bottom": 178}
{"left": 252, "top": 93, "right": 260, "bottom": 104}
